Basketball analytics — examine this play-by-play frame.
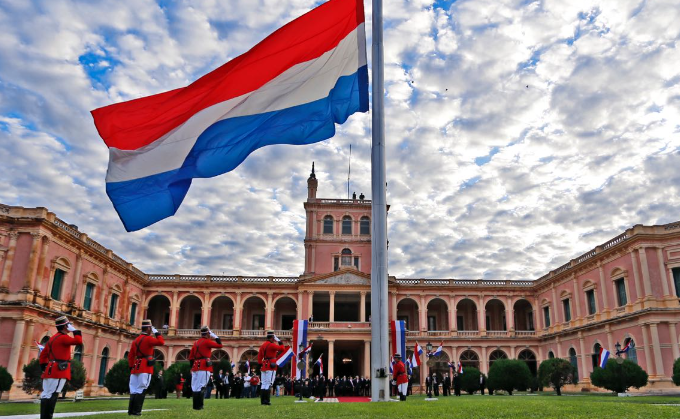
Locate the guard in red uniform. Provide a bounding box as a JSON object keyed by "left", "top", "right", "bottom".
{"left": 189, "top": 326, "right": 222, "bottom": 410}
{"left": 127, "top": 319, "right": 165, "bottom": 416}
{"left": 257, "top": 331, "right": 286, "bottom": 405}
{"left": 391, "top": 353, "right": 409, "bottom": 401}
{"left": 39, "top": 316, "right": 83, "bottom": 419}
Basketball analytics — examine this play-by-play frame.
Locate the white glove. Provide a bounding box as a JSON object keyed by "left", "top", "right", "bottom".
{"left": 209, "top": 331, "right": 218, "bottom": 339}
{"left": 151, "top": 327, "right": 159, "bottom": 334}
{"left": 66, "top": 323, "right": 77, "bottom": 332}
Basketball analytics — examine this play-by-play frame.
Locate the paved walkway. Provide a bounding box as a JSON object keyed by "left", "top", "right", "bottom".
{"left": 0, "top": 409, "right": 166, "bottom": 419}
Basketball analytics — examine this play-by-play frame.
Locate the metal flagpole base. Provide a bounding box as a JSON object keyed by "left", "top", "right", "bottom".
{"left": 424, "top": 398, "right": 439, "bottom": 401}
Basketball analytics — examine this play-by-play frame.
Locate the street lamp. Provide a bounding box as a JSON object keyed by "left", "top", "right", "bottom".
{"left": 297, "top": 344, "right": 306, "bottom": 401}
{"left": 615, "top": 342, "right": 624, "bottom": 364}
{"left": 425, "top": 342, "right": 434, "bottom": 398}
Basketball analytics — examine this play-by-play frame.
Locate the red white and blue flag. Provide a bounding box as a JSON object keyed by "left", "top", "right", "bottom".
{"left": 230, "top": 361, "right": 236, "bottom": 371}
{"left": 617, "top": 341, "right": 632, "bottom": 355}
{"left": 390, "top": 320, "right": 406, "bottom": 359}
{"left": 315, "top": 353, "right": 324, "bottom": 375}
{"left": 292, "top": 319, "right": 309, "bottom": 380}
{"left": 35, "top": 341, "right": 44, "bottom": 354}
{"left": 457, "top": 362, "right": 464, "bottom": 374}
{"left": 245, "top": 360, "right": 251, "bottom": 375}
{"left": 405, "top": 358, "right": 413, "bottom": 375}
{"left": 428, "top": 342, "right": 443, "bottom": 358}
{"left": 411, "top": 342, "right": 423, "bottom": 367}
{"left": 91, "top": 0, "right": 369, "bottom": 231}
{"left": 275, "top": 346, "right": 294, "bottom": 368}
{"left": 598, "top": 347, "right": 610, "bottom": 368}
{"left": 389, "top": 356, "right": 394, "bottom": 374}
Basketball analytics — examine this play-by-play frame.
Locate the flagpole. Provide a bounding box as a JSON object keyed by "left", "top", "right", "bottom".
{"left": 370, "top": 0, "right": 390, "bottom": 402}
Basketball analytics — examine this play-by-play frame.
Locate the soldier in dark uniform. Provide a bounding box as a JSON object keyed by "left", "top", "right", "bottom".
{"left": 432, "top": 373, "right": 439, "bottom": 397}
{"left": 39, "top": 316, "right": 83, "bottom": 419}
{"left": 425, "top": 374, "right": 433, "bottom": 397}
{"left": 453, "top": 372, "right": 462, "bottom": 396}
{"left": 443, "top": 372, "right": 451, "bottom": 396}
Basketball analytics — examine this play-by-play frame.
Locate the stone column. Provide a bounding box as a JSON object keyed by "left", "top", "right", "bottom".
{"left": 22, "top": 233, "right": 42, "bottom": 292}
{"left": 168, "top": 345, "right": 175, "bottom": 366}
{"left": 234, "top": 292, "right": 243, "bottom": 331}
{"left": 0, "top": 232, "right": 19, "bottom": 292}
{"left": 418, "top": 309, "right": 426, "bottom": 333}
{"left": 551, "top": 285, "right": 559, "bottom": 324}
{"left": 537, "top": 345, "right": 544, "bottom": 363}
{"left": 297, "top": 291, "right": 304, "bottom": 319}
{"left": 556, "top": 336, "right": 562, "bottom": 358}
{"left": 571, "top": 275, "right": 582, "bottom": 318}
{"left": 70, "top": 252, "right": 83, "bottom": 303}
{"left": 657, "top": 248, "right": 670, "bottom": 296}
{"left": 307, "top": 290, "right": 314, "bottom": 320}
{"left": 605, "top": 324, "right": 614, "bottom": 352}
{"left": 364, "top": 340, "right": 371, "bottom": 378}
{"left": 90, "top": 333, "right": 100, "bottom": 383}
{"left": 506, "top": 296, "right": 514, "bottom": 331}
{"left": 329, "top": 291, "right": 335, "bottom": 322}
{"left": 7, "top": 319, "right": 26, "bottom": 378}
{"left": 449, "top": 296, "right": 456, "bottom": 331}
{"left": 18, "top": 320, "right": 35, "bottom": 380}
{"left": 578, "top": 333, "right": 588, "bottom": 383}
{"left": 32, "top": 236, "right": 50, "bottom": 292}
{"left": 116, "top": 338, "right": 123, "bottom": 362}
{"left": 631, "top": 250, "right": 643, "bottom": 301}
{"left": 391, "top": 292, "right": 398, "bottom": 322}
{"left": 170, "top": 291, "right": 179, "bottom": 329}
{"left": 328, "top": 340, "right": 335, "bottom": 378}
{"left": 98, "top": 269, "right": 108, "bottom": 314}
{"left": 649, "top": 322, "right": 665, "bottom": 377}
{"left": 477, "top": 295, "right": 485, "bottom": 333}
{"left": 641, "top": 324, "right": 653, "bottom": 376}
{"left": 639, "top": 247, "right": 653, "bottom": 298}
{"left": 598, "top": 264, "right": 610, "bottom": 311}
{"left": 481, "top": 346, "right": 488, "bottom": 374}
{"left": 360, "top": 291, "right": 366, "bottom": 322}
{"left": 669, "top": 323, "right": 680, "bottom": 360}
{"left": 265, "top": 292, "right": 274, "bottom": 329}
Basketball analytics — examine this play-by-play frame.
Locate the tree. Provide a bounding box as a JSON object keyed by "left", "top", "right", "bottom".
{"left": 538, "top": 358, "right": 574, "bottom": 396}
{"left": 590, "top": 359, "right": 648, "bottom": 393}
{"left": 0, "top": 365, "right": 13, "bottom": 398}
{"left": 22, "top": 359, "right": 86, "bottom": 395}
{"left": 459, "top": 367, "right": 481, "bottom": 394}
{"left": 487, "top": 359, "right": 532, "bottom": 395}
{"left": 104, "top": 359, "right": 131, "bottom": 394}
{"left": 673, "top": 358, "right": 680, "bottom": 386}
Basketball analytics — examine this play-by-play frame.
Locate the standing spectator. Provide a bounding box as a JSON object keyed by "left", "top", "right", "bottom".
{"left": 175, "top": 374, "right": 184, "bottom": 399}
{"left": 233, "top": 373, "right": 242, "bottom": 399}
{"left": 425, "top": 374, "right": 432, "bottom": 398}
{"left": 214, "top": 370, "right": 224, "bottom": 399}
{"left": 250, "top": 374, "right": 260, "bottom": 399}
{"left": 204, "top": 374, "right": 214, "bottom": 399}
{"left": 443, "top": 372, "right": 451, "bottom": 396}
{"left": 432, "top": 373, "right": 440, "bottom": 397}
{"left": 453, "top": 372, "right": 462, "bottom": 396}
{"left": 480, "top": 373, "right": 486, "bottom": 395}
{"left": 243, "top": 372, "right": 251, "bottom": 398}
{"left": 155, "top": 370, "right": 165, "bottom": 399}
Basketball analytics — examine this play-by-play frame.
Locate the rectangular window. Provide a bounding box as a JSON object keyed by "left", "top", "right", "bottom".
{"left": 334, "top": 257, "right": 339, "bottom": 272}
{"left": 50, "top": 269, "right": 64, "bottom": 300}
{"left": 673, "top": 268, "right": 680, "bottom": 298}
{"left": 615, "top": 279, "right": 627, "bottom": 306}
{"left": 563, "top": 299, "right": 571, "bottom": 322}
{"left": 252, "top": 314, "right": 265, "bottom": 330}
{"left": 586, "top": 290, "right": 596, "bottom": 315}
{"left": 109, "top": 293, "right": 119, "bottom": 318}
{"left": 129, "top": 302, "right": 137, "bottom": 325}
{"left": 543, "top": 307, "right": 551, "bottom": 327}
{"left": 223, "top": 314, "right": 234, "bottom": 330}
{"left": 354, "top": 257, "right": 359, "bottom": 269}
{"left": 527, "top": 311, "right": 534, "bottom": 331}
{"left": 456, "top": 315, "right": 464, "bottom": 331}
{"left": 323, "top": 218, "right": 333, "bottom": 234}
{"left": 83, "top": 283, "right": 94, "bottom": 311}
{"left": 428, "top": 316, "right": 436, "bottom": 331}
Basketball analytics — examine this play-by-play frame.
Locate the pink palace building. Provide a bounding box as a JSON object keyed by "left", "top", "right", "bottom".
{"left": 1, "top": 167, "right": 680, "bottom": 399}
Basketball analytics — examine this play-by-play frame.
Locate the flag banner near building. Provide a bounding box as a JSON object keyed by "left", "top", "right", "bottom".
{"left": 428, "top": 341, "right": 443, "bottom": 357}
{"left": 292, "top": 319, "right": 309, "bottom": 379}
{"left": 275, "top": 346, "right": 294, "bottom": 368}
{"left": 35, "top": 341, "right": 44, "bottom": 354}
{"left": 245, "top": 360, "right": 250, "bottom": 375}
{"left": 91, "top": 0, "right": 369, "bottom": 232}
{"left": 390, "top": 320, "right": 406, "bottom": 359}
{"left": 405, "top": 358, "right": 413, "bottom": 375}
{"left": 617, "top": 341, "right": 632, "bottom": 355}
{"left": 412, "top": 342, "right": 423, "bottom": 367}
{"left": 315, "top": 353, "right": 324, "bottom": 375}
{"left": 598, "top": 347, "right": 610, "bottom": 368}
{"left": 231, "top": 361, "right": 236, "bottom": 371}
{"left": 457, "top": 362, "right": 463, "bottom": 374}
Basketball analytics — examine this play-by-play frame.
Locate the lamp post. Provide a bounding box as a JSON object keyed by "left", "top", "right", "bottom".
{"left": 297, "top": 344, "right": 305, "bottom": 402}
{"left": 425, "top": 342, "right": 433, "bottom": 398}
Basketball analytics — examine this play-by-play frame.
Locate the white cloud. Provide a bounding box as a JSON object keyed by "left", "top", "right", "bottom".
{"left": 0, "top": 0, "right": 678, "bottom": 280}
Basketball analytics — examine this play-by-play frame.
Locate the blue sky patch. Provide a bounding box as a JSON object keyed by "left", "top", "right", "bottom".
{"left": 78, "top": 50, "right": 117, "bottom": 90}
{"left": 475, "top": 146, "right": 500, "bottom": 166}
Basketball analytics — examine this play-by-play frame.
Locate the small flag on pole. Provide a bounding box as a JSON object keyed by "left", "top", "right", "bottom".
{"left": 292, "top": 319, "right": 309, "bottom": 380}
{"left": 412, "top": 342, "right": 423, "bottom": 367}
{"left": 276, "top": 347, "right": 295, "bottom": 368}
{"left": 245, "top": 360, "right": 251, "bottom": 375}
{"left": 428, "top": 342, "right": 443, "bottom": 358}
{"left": 315, "top": 354, "right": 324, "bottom": 375}
{"left": 35, "top": 341, "right": 44, "bottom": 354}
{"left": 390, "top": 320, "right": 406, "bottom": 359}
{"left": 598, "top": 347, "right": 610, "bottom": 368}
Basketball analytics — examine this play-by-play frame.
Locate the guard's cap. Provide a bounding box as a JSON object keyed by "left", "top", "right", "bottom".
{"left": 200, "top": 326, "right": 210, "bottom": 333}
{"left": 266, "top": 330, "right": 275, "bottom": 338}
{"left": 55, "top": 316, "right": 69, "bottom": 327}
{"left": 393, "top": 353, "right": 402, "bottom": 359}
{"left": 141, "top": 319, "right": 153, "bottom": 328}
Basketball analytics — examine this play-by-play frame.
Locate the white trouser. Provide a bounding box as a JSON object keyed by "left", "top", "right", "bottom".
{"left": 260, "top": 370, "right": 275, "bottom": 390}
{"left": 397, "top": 383, "right": 407, "bottom": 395}
{"left": 191, "top": 370, "right": 210, "bottom": 392}
{"left": 129, "top": 373, "right": 152, "bottom": 395}
{"left": 41, "top": 378, "right": 66, "bottom": 399}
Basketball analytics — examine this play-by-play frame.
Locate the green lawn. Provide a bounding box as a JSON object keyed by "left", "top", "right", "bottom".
{"left": 1, "top": 394, "right": 679, "bottom": 419}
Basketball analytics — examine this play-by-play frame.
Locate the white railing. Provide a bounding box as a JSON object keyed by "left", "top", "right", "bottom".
{"left": 456, "top": 331, "right": 479, "bottom": 338}
{"left": 240, "top": 330, "right": 266, "bottom": 337}
{"left": 515, "top": 331, "right": 536, "bottom": 337}
{"left": 309, "top": 322, "right": 330, "bottom": 329}
{"left": 427, "top": 331, "right": 449, "bottom": 337}
{"left": 53, "top": 218, "right": 81, "bottom": 238}
{"left": 211, "top": 329, "right": 234, "bottom": 336}
{"left": 176, "top": 329, "right": 201, "bottom": 337}
{"left": 405, "top": 331, "right": 421, "bottom": 337}
{"left": 486, "top": 330, "right": 508, "bottom": 337}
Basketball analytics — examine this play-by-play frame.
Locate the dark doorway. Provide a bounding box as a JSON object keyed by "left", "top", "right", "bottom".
{"left": 281, "top": 315, "right": 295, "bottom": 330}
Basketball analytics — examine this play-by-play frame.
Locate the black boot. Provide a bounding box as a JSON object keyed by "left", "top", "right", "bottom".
{"left": 265, "top": 391, "right": 272, "bottom": 405}
{"left": 47, "top": 394, "right": 59, "bottom": 419}
{"left": 40, "top": 398, "right": 50, "bottom": 419}
{"left": 128, "top": 394, "right": 135, "bottom": 416}
{"left": 198, "top": 390, "right": 205, "bottom": 410}
{"left": 192, "top": 392, "right": 200, "bottom": 410}
{"left": 135, "top": 393, "right": 146, "bottom": 416}
{"left": 260, "top": 391, "right": 266, "bottom": 405}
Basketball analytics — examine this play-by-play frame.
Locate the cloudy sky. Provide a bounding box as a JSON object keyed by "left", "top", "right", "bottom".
{"left": 1, "top": 0, "right": 678, "bottom": 280}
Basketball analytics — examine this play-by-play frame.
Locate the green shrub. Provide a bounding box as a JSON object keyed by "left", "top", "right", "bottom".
{"left": 590, "top": 359, "right": 648, "bottom": 393}
{"left": 0, "top": 365, "right": 14, "bottom": 397}
{"left": 164, "top": 362, "right": 192, "bottom": 396}
{"left": 673, "top": 358, "right": 680, "bottom": 386}
{"left": 487, "top": 359, "right": 532, "bottom": 395}
{"left": 21, "top": 358, "right": 86, "bottom": 395}
{"left": 104, "top": 359, "right": 131, "bottom": 394}
{"left": 538, "top": 358, "right": 574, "bottom": 396}
{"left": 459, "top": 367, "right": 481, "bottom": 394}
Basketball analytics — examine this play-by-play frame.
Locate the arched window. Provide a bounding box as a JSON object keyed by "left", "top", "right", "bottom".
{"left": 459, "top": 350, "right": 479, "bottom": 369}
{"left": 323, "top": 216, "right": 334, "bottom": 234}
{"left": 341, "top": 248, "right": 352, "bottom": 267}
{"left": 488, "top": 349, "right": 508, "bottom": 369}
{"left": 109, "top": 293, "right": 119, "bottom": 319}
{"left": 518, "top": 350, "right": 537, "bottom": 376}
{"left": 51, "top": 269, "right": 66, "bottom": 300}
{"left": 548, "top": 351, "right": 555, "bottom": 359}
{"left": 624, "top": 338, "right": 637, "bottom": 364}
{"left": 342, "top": 216, "right": 352, "bottom": 235}
{"left": 73, "top": 345, "right": 83, "bottom": 362}
{"left": 569, "top": 348, "right": 579, "bottom": 383}
{"left": 175, "top": 349, "right": 191, "bottom": 363}
{"left": 360, "top": 217, "right": 370, "bottom": 235}
{"left": 592, "top": 343, "right": 602, "bottom": 369}
{"left": 98, "top": 347, "right": 110, "bottom": 385}
{"left": 154, "top": 349, "right": 166, "bottom": 369}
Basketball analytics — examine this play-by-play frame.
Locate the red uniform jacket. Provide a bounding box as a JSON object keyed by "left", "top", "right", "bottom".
{"left": 258, "top": 341, "right": 286, "bottom": 371}
{"left": 39, "top": 331, "right": 83, "bottom": 380}
{"left": 189, "top": 337, "right": 222, "bottom": 372}
{"left": 392, "top": 361, "right": 408, "bottom": 385}
{"left": 128, "top": 333, "right": 165, "bottom": 374}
